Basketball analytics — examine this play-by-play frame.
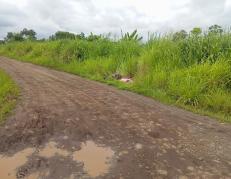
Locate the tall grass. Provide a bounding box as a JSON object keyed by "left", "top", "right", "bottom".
{"left": 0, "top": 33, "right": 230, "bottom": 122}
{"left": 0, "top": 69, "right": 18, "bottom": 123}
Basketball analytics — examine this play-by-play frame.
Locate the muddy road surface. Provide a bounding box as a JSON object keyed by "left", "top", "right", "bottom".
{"left": 0, "top": 57, "right": 231, "bottom": 179}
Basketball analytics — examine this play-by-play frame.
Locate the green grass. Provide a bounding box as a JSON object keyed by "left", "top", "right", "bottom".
{"left": 0, "top": 33, "right": 230, "bottom": 122}
{"left": 0, "top": 69, "right": 19, "bottom": 123}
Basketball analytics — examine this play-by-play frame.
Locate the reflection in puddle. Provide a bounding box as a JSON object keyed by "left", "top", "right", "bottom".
{"left": 73, "top": 141, "right": 114, "bottom": 177}
{"left": 38, "top": 141, "right": 69, "bottom": 158}
{"left": 0, "top": 148, "right": 34, "bottom": 179}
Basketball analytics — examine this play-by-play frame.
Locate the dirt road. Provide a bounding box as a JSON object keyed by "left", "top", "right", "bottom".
{"left": 0, "top": 57, "right": 231, "bottom": 179}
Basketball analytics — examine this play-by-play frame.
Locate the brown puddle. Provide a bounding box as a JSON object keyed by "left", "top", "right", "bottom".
{"left": 0, "top": 148, "right": 34, "bottom": 179}
{"left": 0, "top": 141, "right": 68, "bottom": 179}
{"left": 0, "top": 141, "right": 114, "bottom": 179}
{"left": 73, "top": 141, "right": 114, "bottom": 177}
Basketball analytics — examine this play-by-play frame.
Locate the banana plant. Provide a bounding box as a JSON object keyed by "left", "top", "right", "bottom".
{"left": 121, "top": 30, "right": 143, "bottom": 41}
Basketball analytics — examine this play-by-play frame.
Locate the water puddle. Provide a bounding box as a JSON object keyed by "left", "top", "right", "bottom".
{"left": 0, "top": 148, "right": 34, "bottom": 179}
{"left": 73, "top": 141, "right": 114, "bottom": 177}
{"left": 0, "top": 141, "right": 114, "bottom": 178}
{"left": 38, "top": 141, "right": 69, "bottom": 158}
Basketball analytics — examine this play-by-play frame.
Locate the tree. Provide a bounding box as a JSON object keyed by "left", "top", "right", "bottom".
{"left": 20, "top": 28, "right": 37, "bottom": 40}
{"left": 191, "top": 27, "right": 202, "bottom": 36}
{"left": 173, "top": 30, "right": 188, "bottom": 41}
{"left": 87, "top": 32, "right": 102, "bottom": 41}
{"left": 5, "top": 32, "right": 14, "bottom": 41}
{"left": 4, "top": 28, "right": 37, "bottom": 42}
{"left": 4, "top": 32, "right": 24, "bottom": 42}
{"left": 208, "top": 25, "right": 223, "bottom": 34}
{"left": 121, "top": 30, "right": 143, "bottom": 41}
{"left": 76, "top": 32, "right": 85, "bottom": 40}
{"left": 49, "top": 31, "right": 76, "bottom": 40}
{"left": 14, "top": 33, "right": 24, "bottom": 41}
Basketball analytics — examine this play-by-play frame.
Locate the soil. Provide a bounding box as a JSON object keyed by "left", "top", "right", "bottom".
{"left": 0, "top": 57, "right": 231, "bottom": 179}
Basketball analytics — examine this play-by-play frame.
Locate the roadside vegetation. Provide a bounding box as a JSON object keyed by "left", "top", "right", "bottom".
{"left": 0, "top": 70, "right": 18, "bottom": 123}
{"left": 0, "top": 26, "right": 230, "bottom": 122}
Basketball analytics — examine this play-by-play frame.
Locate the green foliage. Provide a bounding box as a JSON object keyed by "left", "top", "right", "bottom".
{"left": 0, "top": 26, "right": 230, "bottom": 122}
{"left": 173, "top": 30, "right": 188, "bottom": 41}
{"left": 49, "top": 31, "right": 78, "bottom": 40}
{"left": 49, "top": 31, "right": 105, "bottom": 41}
{"left": 0, "top": 70, "right": 19, "bottom": 123}
{"left": 209, "top": 24, "right": 223, "bottom": 34}
{"left": 4, "top": 28, "right": 37, "bottom": 42}
{"left": 121, "top": 30, "right": 143, "bottom": 42}
{"left": 190, "top": 27, "right": 202, "bottom": 36}
{"left": 20, "top": 28, "right": 37, "bottom": 40}
{"left": 87, "top": 32, "right": 103, "bottom": 41}
{"left": 5, "top": 32, "right": 24, "bottom": 42}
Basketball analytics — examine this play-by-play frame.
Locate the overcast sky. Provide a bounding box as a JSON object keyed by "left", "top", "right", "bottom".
{"left": 0, "top": 0, "right": 231, "bottom": 39}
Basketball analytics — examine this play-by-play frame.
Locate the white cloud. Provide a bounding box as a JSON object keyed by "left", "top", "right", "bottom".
{"left": 0, "top": 0, "right": 230, "bottom": 39}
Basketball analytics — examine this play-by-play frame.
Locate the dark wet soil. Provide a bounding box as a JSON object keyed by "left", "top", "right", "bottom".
{"left": 0, "top": 57, "right": 231, "bottom": 179}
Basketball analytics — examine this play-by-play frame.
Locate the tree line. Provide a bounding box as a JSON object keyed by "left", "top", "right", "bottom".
{"left": 172, "top": 25, "right": 224, "bottom": 41}
{"left": 0, "top": 24, "right": 225, "bottom": 44}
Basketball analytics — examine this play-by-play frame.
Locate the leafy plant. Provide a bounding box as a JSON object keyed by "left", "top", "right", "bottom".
{"left": 190, "top": 27, "right": 202, "bottom": 36}
{"left": 208, "top": 25, "right": 223, "bottom": 35}
{"left": 172, "top": 30, "right": 188, "bottom": 41}
{"left": 121, "top": 30, "right": 143, "bottom": 42}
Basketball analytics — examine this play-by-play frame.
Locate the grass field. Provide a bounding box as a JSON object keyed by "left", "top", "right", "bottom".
{"left": 0, "top": 69, "right": 18, "bottom": 123}
{"left": 0, "top": 32, "right": 230, "bottom": 122}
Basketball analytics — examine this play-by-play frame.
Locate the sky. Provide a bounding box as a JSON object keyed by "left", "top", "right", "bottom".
{"left": 0, "top": 0, "right": 231, "bottom": 39}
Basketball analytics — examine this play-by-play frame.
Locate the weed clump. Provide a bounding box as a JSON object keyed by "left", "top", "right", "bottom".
{"left": 0, "top": 70, "right": 19, "bottom": 123}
